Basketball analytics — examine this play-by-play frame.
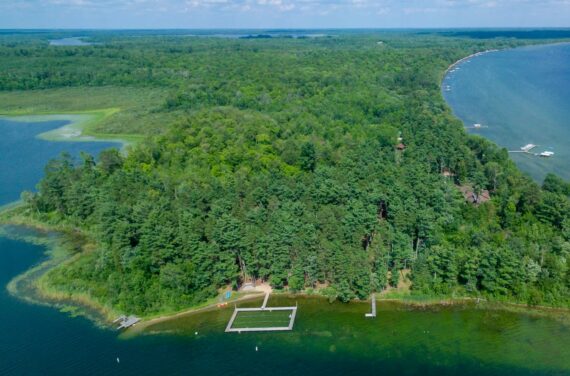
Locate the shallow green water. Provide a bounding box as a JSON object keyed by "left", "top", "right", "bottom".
{"left": 140, "top": 295, "right": 570, "bottom": 376}
{"left": 443, "top": 43, "right": 570, "bottom": 182}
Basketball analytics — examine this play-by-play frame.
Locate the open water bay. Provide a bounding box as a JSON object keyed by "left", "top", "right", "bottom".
{"left": 443, "top": 43, "right": 570, "bottom": 182}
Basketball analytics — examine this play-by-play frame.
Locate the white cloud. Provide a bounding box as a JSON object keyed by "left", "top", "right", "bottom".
{"left": 1, "top": 0, "right": 570, "bottom": 27}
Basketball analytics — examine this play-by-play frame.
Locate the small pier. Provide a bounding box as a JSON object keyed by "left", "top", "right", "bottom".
{"left": 261, "top": 292, "right": 270, "bottom": 309}
{"left": 114, "top": 315, "right": 140, "bottom": 330}
{"left": 508, "top": 144, "right": 554, "bottom": 158}
{"left": 465, "top": 123, "right": 488, "bottom": 130}
{"left": 521, "top": 144, "right": 537, "bottom": 153}
{"left": 365, "top": 294, "right": 377, "bottom": 318}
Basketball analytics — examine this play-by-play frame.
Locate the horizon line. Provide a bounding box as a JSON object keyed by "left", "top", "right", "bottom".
{"left": 2, "top": 26, "right": 570, "bottom": 31}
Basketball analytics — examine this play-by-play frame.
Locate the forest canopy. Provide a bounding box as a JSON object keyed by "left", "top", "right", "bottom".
{"left": 1, "top": 31, "right": 569, "bottom": 315}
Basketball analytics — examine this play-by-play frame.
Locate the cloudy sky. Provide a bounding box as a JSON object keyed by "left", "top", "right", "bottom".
{"left": 1, "top": 0, "right": 570, "bottom": 29}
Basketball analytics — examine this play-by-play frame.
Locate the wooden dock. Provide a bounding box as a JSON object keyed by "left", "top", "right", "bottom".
{"left": 261, "top": 292, "right": 270, "bottom": 309}
{"left": 365, "top": 294, "right": 376, "bottom": 318}
{"left": 113, "top": 315, "right": 126, "bottom": 324}
{"left": 114, "top": 315, "right": 140, "bottom": 330}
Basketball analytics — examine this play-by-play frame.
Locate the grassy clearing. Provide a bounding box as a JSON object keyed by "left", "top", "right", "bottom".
{"left": 0, "top": 86, "right": 183, "bottom": 137}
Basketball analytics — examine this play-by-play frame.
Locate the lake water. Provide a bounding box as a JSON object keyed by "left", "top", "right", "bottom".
{"left": 443, "top": 43, "right": 570, "bottom": 182}
{"left": 0, "top": 117, "right": 116, "bottom": 205}
{"left": 1, "top": 118, "right": 570, "bottom": 375}
{"left": 49, "top": 37, "right": 93, "bottom": 46}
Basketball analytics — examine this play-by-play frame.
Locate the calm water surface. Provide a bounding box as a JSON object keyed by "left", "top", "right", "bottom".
{"left": 1, "top": 118, "right": 570, "bottom": 375}
{"left": 49, "top": 37, "right": 93, "bottom": 46}
{"left": 0, "top": 117, "right": 116, "bottom": 204}
{"left": 443, "top": 43, "right": 570, "bottom": 182}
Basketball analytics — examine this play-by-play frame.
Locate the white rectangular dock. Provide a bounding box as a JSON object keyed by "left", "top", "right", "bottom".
{"left": 225, "top": 293, "right": 298, "bottom": 333}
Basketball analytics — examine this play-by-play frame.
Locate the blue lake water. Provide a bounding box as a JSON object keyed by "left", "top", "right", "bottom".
{"left": 443, "top": 43, "right": 570, "bottom": 182}
{"left": 0, "top": 118, "right": 116, "bottom": 205}
{"left": 1, "top": 120, "right": 570, "bottom": 375}
{"left": 49, "top": 37, "right": 93, "bottom": 46}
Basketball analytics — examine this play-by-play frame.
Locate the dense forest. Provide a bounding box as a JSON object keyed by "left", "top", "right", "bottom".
{"left": 1, "top": 31, "right": 569, "bottom": 315}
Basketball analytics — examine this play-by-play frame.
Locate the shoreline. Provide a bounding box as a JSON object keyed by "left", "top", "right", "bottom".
{"left": 3, "top": 214, "right": 570, "bottom": 335}
{"left": 2, "top": 43, "right": 570, "bottom": 333}
{"left": 0, "top": 106, "right": 144, "bottom": 327}
{"left": 0, "top": 212, "right": 122, "bottom": 324}
{"left": 443, "top": 40, "right": 570, "bottom": 82}
{"left": 443, "top": 41, "right": 570, "bottom": 80}
{"left": 131, "top": 293, "right": 570, "bottom": 337}
{"left": 126, "top": 292, "right": 267, "bottom": 335}
{"left": 443, "top": 49, "right": 499, "bottom": 77}
{"left": 440, "top": 41, "right": 570, "bottom": 183}
{"left": 0, "top": 109, "right": 141, "bottom": 150}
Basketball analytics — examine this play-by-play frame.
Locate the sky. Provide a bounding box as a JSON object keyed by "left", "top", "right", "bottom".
{"left": 1, "top": 0, "right": 570, "bottom": 29}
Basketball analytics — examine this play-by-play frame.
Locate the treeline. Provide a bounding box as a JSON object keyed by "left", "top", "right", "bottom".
{"left": 4, "top": 32, "right": 569, "bottom": 315}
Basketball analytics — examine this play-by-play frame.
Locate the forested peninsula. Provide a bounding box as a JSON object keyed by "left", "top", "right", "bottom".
{"left": 1, "top": 31, "right": 569, "bottom": 318}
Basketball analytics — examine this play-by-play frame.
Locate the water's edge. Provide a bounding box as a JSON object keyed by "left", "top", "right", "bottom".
{"left": 442, "top": 42, "right": 570, "bottom": 182}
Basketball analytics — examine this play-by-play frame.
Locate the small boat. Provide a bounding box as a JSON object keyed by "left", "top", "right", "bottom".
{"left": 473, "top": 123, "right": 482, "bottom": 128}
{"left": 539, "top": 151, "right": 554, "bottom": 157}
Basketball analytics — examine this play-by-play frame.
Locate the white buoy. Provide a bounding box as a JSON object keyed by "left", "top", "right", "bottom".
{"left": 195, "top": 331, "right": 198, "bottom": 335}
{"left": 255, "top": 346, "right": 258, "bottom": 352}
{"left": 117, "top": 357, "right": 120, "bottom": 364}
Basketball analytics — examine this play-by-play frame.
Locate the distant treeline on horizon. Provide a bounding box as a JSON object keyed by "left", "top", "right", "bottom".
{"left": 2, "top": 28, "right": 570, "bottom": 40}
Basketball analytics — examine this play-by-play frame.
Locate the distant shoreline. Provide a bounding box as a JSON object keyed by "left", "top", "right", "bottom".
{"left": 0, "top": 110, "right": 137, "bottom": 149}
{"left": 443, "top": 41, "right": 570, "bottom": 80}
{"left": 444, "top": 49, "right": 500, "bottom": 77}
{"left": 441, "top": 41, "right": 570, "bottom": 182}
